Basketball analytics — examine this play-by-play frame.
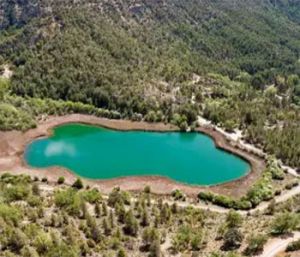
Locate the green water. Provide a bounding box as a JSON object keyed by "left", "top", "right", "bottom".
{"left": 25, "top": 123, "right": 250, "bottom": 185}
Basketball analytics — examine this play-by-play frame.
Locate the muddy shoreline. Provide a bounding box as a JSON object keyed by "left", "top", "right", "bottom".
{"left": 0, "top": 114, "right": 265, "bottom": 197}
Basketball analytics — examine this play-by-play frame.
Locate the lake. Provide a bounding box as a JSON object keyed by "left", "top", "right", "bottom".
{"left": 24, "top": 123, "right": 250, "bottom": 185}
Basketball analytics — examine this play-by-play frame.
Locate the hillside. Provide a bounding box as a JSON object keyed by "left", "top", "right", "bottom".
{"left": 0, "top": 173, "right": 299, "bottom": 257}
{"left": 1, "top": 2, "right": 300, "bottom": 257}
{"left": 1, "top": 0, "right": 300, "bottom": 106}
{"left": 0, "top": 0, "right": 299, "bottom": 167}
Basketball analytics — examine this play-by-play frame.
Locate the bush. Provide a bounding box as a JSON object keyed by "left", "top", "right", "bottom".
{"left": 124, "top": 210, "right": 138, "bottom": 236}
{"left": 198, "top": 192, "right": 214, "bottom": 202}
{"left": 267, "top": 158, "right": 285, "bottom": 180}
{"left": 226, "top": 210, "right": 243, "bottom": 228}
{"left": 244, "top": 234, "right": 268, "bottom": 255}
{"left": 246, "top": 173, "right": 273, "bottom": 207}
{"left": 271, "top": 212, "right": 300, "bottom": 235}
{"left": 108, "top": 187, "right": 131, "bottom": 207}
{"left": 285, "top": 180, "right": 299, "bottom": 190}
{"left": 198, "top": 167, "right": 277, "bottom": 210}
{"left": 286, "top": 239, "right": 300, "bottom": 252}
{"left": 222, "top": 228, "right": 244, "bottom": 251}
{"left": 233, "top": 200, "right": 252, "bottom": 210}
{"left": 54, "top": 189, "right": 83, "bottom": 216}
{"left": 117, "top": 248, "right": 127, "bottom": 257}
{"left": 57, "top": 177, "right": 65, "bottom": 184}
{"left": 212, "top": 195, "right": 235, "bottom": 209}
{"left": 3, "top": 183, "right": 30, "bottom": 202}
{"left": 80, "top": 189, "right": 102, "bottom": 203}
{"left": 41, "top": 177, "right": 48, "bottom": 183}
{"left": 0, "top": 203, "right": 22, "bottom": 226}
{"left": 144, "top": 186, "right": 151, "bottom": 194}
{"left": 72, "top": 178, "right": 84, "bottom": 190}
{"left": 171, "top": 189, "right": 186, "bottom": 201}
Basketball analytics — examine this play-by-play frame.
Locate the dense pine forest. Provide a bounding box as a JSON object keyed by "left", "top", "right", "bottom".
{"left": 0, "top": 0, "right": 299, "bottom": 165}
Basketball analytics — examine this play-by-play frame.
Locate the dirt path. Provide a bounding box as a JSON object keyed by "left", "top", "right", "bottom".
{"left": 163, "top": 182, "right": 300, "bottom": 215}
{"left": 197, "top": 116, "right": 298, "bottom": 177}
{"left": 248, "top": 184, "right": 300, "bottom": 214}
{"left": 39, "top": 182, "right": 300, "bottom": 257}
{"left": 259, "top": 232, "right": 300, "bottom": 257}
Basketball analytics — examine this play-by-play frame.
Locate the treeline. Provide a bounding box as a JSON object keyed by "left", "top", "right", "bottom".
{"left": 0, "top": 94, "right": 121, "bottom": 131}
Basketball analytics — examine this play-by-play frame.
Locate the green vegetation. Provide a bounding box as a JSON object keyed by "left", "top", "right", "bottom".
{"left": 197, "top": 158, "right": 291, "bottom": 210}
{"left": 0, "top": 172, "right": 298, "bottom": 256}
{"left": 270, "top": 212, "right": 300, "bottom": 235}
{"left": 0, "top": 93, "right": 121, "bottom": 131}
{"left": 286, "top": 239, "right": 300, "bottom": 252}
{"left": 57, "top": 177, "right": 65, "bottom": 185}
{"left": 244, "top": 234, "right": 268, "bottom": 256}
{"left": 0, "top": 1, "right": 300, "bottom": 256}
{"left": 0, "top": 0, "right": 300, "bottom": 167}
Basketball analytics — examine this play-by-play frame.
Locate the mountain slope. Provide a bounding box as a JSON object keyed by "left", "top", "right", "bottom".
{"left": 0, "top": 0, "right": 300, "bottom": 167}
{"left": 1, "top": 1, "right": 300, "bottom": 110}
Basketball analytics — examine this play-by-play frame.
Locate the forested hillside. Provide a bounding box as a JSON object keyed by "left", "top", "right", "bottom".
{"left": 0, "top": 0, "right": 299, "bottom": 167}
{"left": 1, "top": 0, "right": 300, "bottom": 107}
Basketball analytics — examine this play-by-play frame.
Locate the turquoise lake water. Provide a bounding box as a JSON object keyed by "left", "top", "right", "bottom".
{"left": 24, "top": 123, "right": 250, "bottom": 185}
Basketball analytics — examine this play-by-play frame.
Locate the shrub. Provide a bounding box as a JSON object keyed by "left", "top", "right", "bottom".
{"left": 286, "top": 239, "right": 300, "bottom": 252}
{"left": 54, "top": 189, "right": 83, "bottom": 216}
{"left": 271, "top": 212, "right": 300, "bottom": 235}
{"left": 72, "top": 178, "right": 84, "bottom": 190}
{"left": 117, "top": 248, "right": 127, "bottom": 257}
{"left": 142, "top": 227, "right": 160, "bottom": 250}
{"left": 233, "top": 200, "right": 252, "bottom": 210}
{"left": 198, "top": 192, "right": 214, "bottom": 202}
{"left": 226, "top": 210, "right": 243, "bottom": 228}
{"left": 267, "top": 158, "right": 285, "bottom": 180}
{"left": 80, "top": 189, "right": 102, "bottom": 203}
{"left": 171, "top": 189, "right": 186, "bottom": 201}
{"left": 144, "top": 186, "right": 151, "bottom": 194}
{"left": 246, "top": 174, "right": 273, "bottom": 207}
{"left": 124, "top": 210, "right": 138, "bottom": 236}
{"left": 41, "top": 177, "right": 48, "bottom": 183}
{"left": 222, "top": 228, "right": 244, "bottom": 251}
{"left": 57, "top": 177, "right": 65, "bottom": 184}
{"left": 3, "top": 183, "right": 30, "bottom": 202}
{"left": 244, "top": 234, "right": 268, "bottom": 255}
{"left": 285, "top": 180, "right": 299, "bottom": 190}
{"left": 212, "top": 195, "right": 235, "bottom": 208}
{"left": 108, "top": 187, "right": 131, "bottom": 207}
{"left": 0, "top": 203, "right": 22, "bottom": 226}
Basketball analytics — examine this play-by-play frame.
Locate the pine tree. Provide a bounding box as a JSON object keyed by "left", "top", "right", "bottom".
{"left": 124, "top": 210, "right": 139, "bottom": 236}
{"left": 109, "top": 210, "right": 115, "bottom": 228}
{"left": 141, "top": 209, "right": 150, "bottom": 227}
{"left": 95, "top": 202, "right": 101, "bottom": 218}
{"left": 103, "top": 218, "right": 112, "bottom": 236}
{"left": 102, "top": 202, "right": 108, "bottom": 216}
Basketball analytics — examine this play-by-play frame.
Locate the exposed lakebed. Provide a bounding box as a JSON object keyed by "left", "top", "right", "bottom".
{"left": 24, "top": 123, "right": 250, "bottom": 185}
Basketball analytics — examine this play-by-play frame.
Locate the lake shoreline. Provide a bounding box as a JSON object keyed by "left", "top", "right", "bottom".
{"left": 0, "top": 114, "right": 265, "bottom": 197}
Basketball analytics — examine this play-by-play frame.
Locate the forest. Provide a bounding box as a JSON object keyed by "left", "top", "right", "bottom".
{"left": 0, "top": 1, "right": 300, "bottom": 256}
{"left": 0, "top": 0, "right": 299, "bottom": 167}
